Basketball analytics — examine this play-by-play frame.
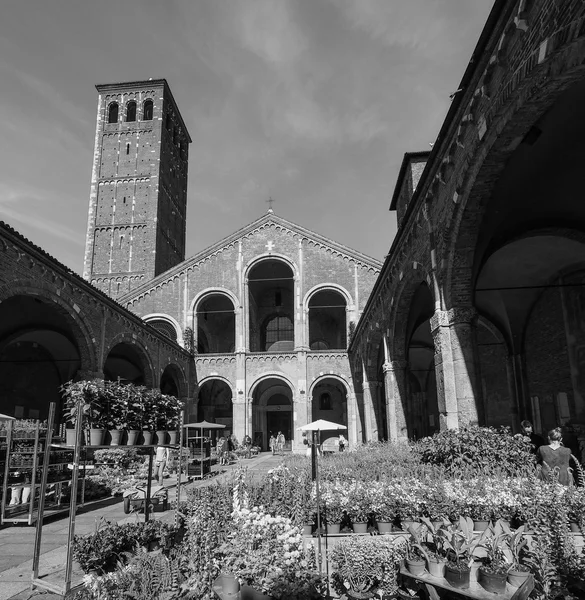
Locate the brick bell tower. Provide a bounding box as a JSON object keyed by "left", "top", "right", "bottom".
{"left": 83, "top": 79, "right": 190, "bottom": 299}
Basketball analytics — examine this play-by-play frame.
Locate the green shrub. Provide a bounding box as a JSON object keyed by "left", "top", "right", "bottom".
{"left": 413, "top": 426, "right": 535, "bottom": 477}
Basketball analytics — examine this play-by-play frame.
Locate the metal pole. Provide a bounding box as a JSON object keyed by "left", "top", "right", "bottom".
{"left": 313, "top": 430, "right": 322, "bottom": 576}
{"left": 175, "top": 411, "right": 184, "bottom": 528}
{"left": 145, "top": 449, "right": 153, "bottom": 522}
{"left": 64, "top": 401, "right": 84, "bottom": 593}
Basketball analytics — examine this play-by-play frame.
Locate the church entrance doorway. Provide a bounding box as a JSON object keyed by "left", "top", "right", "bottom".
{"left": 251, "top": 377, "right": 293, "bottom": 451}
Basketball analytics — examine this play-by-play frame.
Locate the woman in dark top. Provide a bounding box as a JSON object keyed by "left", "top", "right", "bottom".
{"left": 537, "top": 427, "right": 572, "bottom": 486}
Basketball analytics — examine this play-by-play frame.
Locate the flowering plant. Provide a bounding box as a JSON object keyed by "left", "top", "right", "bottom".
{"left": 61, "top": 379, "right": 105, "bottom": 430}
{"left": 221, "top": 506, "right": 325, "bottom": 599}
{"left": 345, "top": 480, "right": 371, "bottom": 522}
{"left": 394, "top": 479, "right": 424, "bottom": 521}
{"left": 370, "top": 482, "right": 397, "bottom": 522}
{"left": 321, "top": 480, "right": 348, "bottom": 524}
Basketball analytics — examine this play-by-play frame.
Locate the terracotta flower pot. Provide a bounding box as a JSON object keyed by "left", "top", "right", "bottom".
{"left": 473, "top": 520, "right": 490, "bottom": 531}
{"left": 168, "top": 430, "right": 179, "bottom": 445}
{"left": 108, "top": 429, "right": 123, "bottom": 446}
{"left": 377, "top": 521, "right": 393, "bottom": 534}
{"left": 326, "top": 522, "right": 341, "bottom": 535}
{"left": 155, "top": 430, "right": 167, "bottom": 444}
{"left": 126, "top": 430, "right": 139, "bottom": 446}
{"left": 352, "top": 522, "right": 368, "bottom": 533}
{"left": 65, "top": 429, "right": 76, "bottom": 446}
{"left": 570, "top": 522, "right": 581, "bottom": 533}
{"left": 406, "top": 557, "right": 426, "bottom": 576}
{"left": 444, "top": 563, "right": 470, "bottom": 589}
{"left": 427, "top": 557, "right": 447, "bottom": 578}
{"left": 89, "top": 428, "right": 105, "bottom": 446}
{"left": 142, "top": 430, "right": 153, "bottom": 445}
{"left": 302, "top": 523, "right": 313, "bottom": 536}
{"left": 479, "top": 566, "right": 508, "bottom": 593}
{"left": 507, "top": 567, "right": 530, "bottom": 588}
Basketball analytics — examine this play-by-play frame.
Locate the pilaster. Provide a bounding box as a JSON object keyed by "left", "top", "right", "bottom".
{"left": 382, "top": 359, "right": 408, "bottom": 442}
{"left": 430, "top": 307, "right": 480, "bottom": 430}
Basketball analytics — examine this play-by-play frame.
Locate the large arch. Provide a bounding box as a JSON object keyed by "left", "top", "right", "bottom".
{"left": 447, "top": 76, "right": 585, "bottom": 432}
{"left": 247, "top": 258, "right": 295, "bottom": 352}
{"left": 250, "top": 374, "right": 295, "bottom": 451}
{"left": 103, "top": 335, "right": 154, "bottom": 386}
{"left": 0, "top": 288, "right": 96, "bottom": 422}
{"left": 160, "top": 362, "right": 187, "bottom": 399}
{"left": 144, "top": 313, "right": 181, "bottom": 345}
{"left": 196, "top": 378, "right": 233, "bottom": 442}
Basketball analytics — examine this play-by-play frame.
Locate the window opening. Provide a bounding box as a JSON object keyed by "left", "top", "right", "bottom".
{"left": 126, "top": 101, "right": 136, "bottom": 122}
{"left": 108, "top": 102, "right": 118, "bottom": 124}
{"left": 126, "top": 143, "right": 130, "bottom": 155}
{"left": 265, "top": 316, "right": 293, "bottom": 349}
{"left": 143, "top": 99, "right": 153, "bottom": 120}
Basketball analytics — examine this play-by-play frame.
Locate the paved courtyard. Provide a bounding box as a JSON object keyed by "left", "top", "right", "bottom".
{"left": 0, "top": 452, "right": 285, "bottom": 600}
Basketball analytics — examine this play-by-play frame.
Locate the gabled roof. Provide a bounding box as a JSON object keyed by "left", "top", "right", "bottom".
{"left": 120, "top": 212, "right": 382, "bottom": 302}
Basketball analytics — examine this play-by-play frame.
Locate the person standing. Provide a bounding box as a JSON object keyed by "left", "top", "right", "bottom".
{"left": 537, "top": 427, "right": 572, "bottom": 486}
{"left": 269, "top": 433, "right": 276, "bottom": 456}
{"left": 154, "top": 445, "right": 170, "bottom": 486}
{"left": 243, "top": 433, "right": 252, "bottom": 459}
{"left": 276, "top": 431, "right": 285, "bottom": 455}
{"left": 338, "top": 434, "right": 347, "bottom": 452}
{"left": 521, "top": 420, "right": 546, "bottom": 454}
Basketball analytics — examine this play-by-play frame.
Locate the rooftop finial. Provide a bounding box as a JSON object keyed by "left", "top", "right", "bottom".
{"left": 266, "top": 196, "right": 275, "bottom": 214}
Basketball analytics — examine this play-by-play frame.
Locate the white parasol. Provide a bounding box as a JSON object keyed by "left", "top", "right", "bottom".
{"left": 0, "top": 413, "right": 15, "bottom": 420}
{"left": 297, "top": 419, "right": 347, "bottom": 432}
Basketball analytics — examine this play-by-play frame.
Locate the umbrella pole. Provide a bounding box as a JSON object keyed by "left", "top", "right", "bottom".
{"left": 314, "top": 430, "right": 322, "bottom": 578}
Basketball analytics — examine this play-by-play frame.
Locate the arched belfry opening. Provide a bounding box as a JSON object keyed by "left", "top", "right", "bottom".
{"left": 405, "top": 282, "right": 438, "bottom": 439}
{"left": 251, "top": 377, "right": 293, "bottom": 451}
{"left": 248, "top": 260, "right": 294, "bottom": 352}
{"left": 308, "top": 290, "right": 347, "bottom": 350}
{"left": 196, "top": 294, "right": 235, "bottom": 353}
{"left": 197, "top": 379, "right": 233, "bottom": 441}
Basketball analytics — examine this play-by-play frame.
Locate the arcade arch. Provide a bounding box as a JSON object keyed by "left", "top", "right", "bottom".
{"left": 103, "top": 341, "right": 150, "bottom": 385}
{"left": 250, "top": 376, "right": 293, "bottom": 451}
{"left": 310, "top": 376, "right": 348, "bottom": 445}
{"left": 0, "top": 294, "right": 84, "bottom": 421}
{"left": 196, "top": 379, "right": 233, "bottom": 440}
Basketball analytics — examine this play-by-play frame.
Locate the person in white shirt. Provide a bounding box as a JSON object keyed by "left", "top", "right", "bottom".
{"left": 154, "top": 445, "right": 170, "bottom": 485}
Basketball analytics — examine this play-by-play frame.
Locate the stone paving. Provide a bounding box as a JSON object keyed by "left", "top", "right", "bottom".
{"left": 0, "top": 452, "right": 286, "bottom": 599}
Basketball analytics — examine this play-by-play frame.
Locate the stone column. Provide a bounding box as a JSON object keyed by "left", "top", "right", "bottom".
{"left": 382, "top": 360, "right": 408, "bottom": 442}
{"left": 430, "top": 307, "right": 481, "bottom": 430}
{"left": 361, "top": 363, "right": 375, "bottom": 442}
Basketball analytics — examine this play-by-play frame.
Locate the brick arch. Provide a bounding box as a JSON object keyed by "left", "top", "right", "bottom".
{"left": 0, "top": 282, "right": 98, "bottom": 373}
{"left": 102, "top": 332, "right": 155, "bottom": 387}
{"left": 247, "top": 372, "right": 296, "bottom": 398}
{"left": 160, "top": 361, "right": 189, "bottom": 399}
{"left": 389, "top": 264, "right": 435, "bottom": 362}
{"left": 445, "top": 44, "right": 585, "bottom": 309}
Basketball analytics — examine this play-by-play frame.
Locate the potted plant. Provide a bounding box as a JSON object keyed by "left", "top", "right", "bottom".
{"left": 61, "top": 379, "right": 105, "bottom": 445}
{"left": 440, "top": 517, "right": 477, "bottom": 589}
{"left": 501, "top": 522, "right": 531, "bottom": 588}
{"left": 346, "top": 482, "right": 371, "bottom": 533}
{"left": 418, "top": 517, "right": 451, "bottom": 578}
{"left": 321, "top": 482, "right": 347, "bottom": 534}
{"left": 370, "top": 482, "right": 396, "bottom": 533}
{"left": 101, "top": 381, "right": 128, "bottom": 445}
{"left": 124, "top": 384, "right": 144, "bottom": 446}
{"left": 140, "top": 389, "right": 158, "bottom": 445}
{"left": 476, "top": 520, "right": 512, "bottom": 593}
{"left": 331, "top": 535, "right": 405, "bottom": 599}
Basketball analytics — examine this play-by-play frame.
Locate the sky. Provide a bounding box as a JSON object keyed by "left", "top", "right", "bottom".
{"left": 0, "top": 0, "right": 492, "bottom": 273}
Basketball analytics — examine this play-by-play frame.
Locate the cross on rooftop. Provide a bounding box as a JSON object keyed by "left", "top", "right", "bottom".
{"left": 266, "top": 197, "right": 275, "bottom": 213}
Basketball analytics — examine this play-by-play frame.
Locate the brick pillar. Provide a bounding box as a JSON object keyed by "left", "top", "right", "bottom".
{"left": 430, "top": 307, "right": 481, "bottom": 430}
{"left": 382, "top": 360, "right": 408, "bottom": 441}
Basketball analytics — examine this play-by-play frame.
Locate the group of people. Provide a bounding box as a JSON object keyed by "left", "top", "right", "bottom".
{"left": 269, "top": 431, "right": 286, "bottom": 455}
{"left": 521, "top": 420, "right": 579, "bottom": 486}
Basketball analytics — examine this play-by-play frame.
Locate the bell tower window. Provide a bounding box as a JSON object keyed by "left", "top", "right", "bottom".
{"left": 143, "top": 99, "right": 153, "bottom": 120}
{"left": 126, "top": 101, "right": 136, "bottom": 122}
{"left": 108, "top": 102, "right": 119, "bottom": 124}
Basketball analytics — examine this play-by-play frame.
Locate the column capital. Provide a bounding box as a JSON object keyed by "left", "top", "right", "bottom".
{"left": 430, "top": 307, "right": 477, "bottom": 331}
{"left": 382, "top": 360, "right": 407, "bottom": 373}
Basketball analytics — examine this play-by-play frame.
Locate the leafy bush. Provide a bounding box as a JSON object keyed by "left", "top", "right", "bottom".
{"left": 413, "top": 426, "right": 535, "bottom": 476}
{"left": 72, "top": 520, "right": 179, "bottom": 574}
{"left": 330, "top": 535, "right": 406, "bottom": 597}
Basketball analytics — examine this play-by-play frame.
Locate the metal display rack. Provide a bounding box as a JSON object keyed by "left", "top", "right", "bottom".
{"left": 0, "top": 407, "right": 78, "bottom": 526}
{"left": 31, "top": 403, "right": 184, "bottom": 597}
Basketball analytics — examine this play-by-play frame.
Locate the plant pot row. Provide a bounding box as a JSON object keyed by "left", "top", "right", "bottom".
{"left": 65, "top": 428, "right": 179, "bottom": 447}
{"left": 405, "top": 557, "right": 531, "bottom": 591}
